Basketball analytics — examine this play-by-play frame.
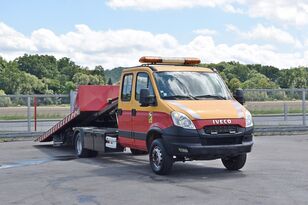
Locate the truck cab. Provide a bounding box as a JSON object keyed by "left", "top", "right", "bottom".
{"left": 117, "top": 57, "right": 253, "bottom": 174}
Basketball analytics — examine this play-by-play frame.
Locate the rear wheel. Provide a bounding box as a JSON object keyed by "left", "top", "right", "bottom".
{"left": 149, "top": 139, "right": 173, "bottom": 175}
{"left": 130, "top": 148, "right": 147, "bottom": 155}
{"left": 221, "top": 154, "right": 247, "bottom": 170}
{"left": 74, "top": 133, "right": 96, "bottom": 158}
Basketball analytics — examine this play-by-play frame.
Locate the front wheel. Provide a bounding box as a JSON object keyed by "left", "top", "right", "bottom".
{"left": 149, "top": 139, "right": 173, "bottom": 175}
{"left": 221, "top": 154, "right": 247, "bottom": 170}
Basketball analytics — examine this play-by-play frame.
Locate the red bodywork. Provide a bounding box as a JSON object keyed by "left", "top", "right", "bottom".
{"left": 75, "top": 85, "right": 119, "bottom": 111}
{"left": 117, "top": 111, "right": 173, "bottom": 150}
{"left": 193, "top": 119, "right": 246, "bottom": 129}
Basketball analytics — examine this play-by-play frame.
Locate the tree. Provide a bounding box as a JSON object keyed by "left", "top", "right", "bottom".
{"left": 16, "top": 54, "right": 59, "bottom": 79}
{"left": 64, "top": 81, "right": 76, "bottom": 93}
{"left": 104, "top": 67, "right": 124, "bottom": 84}
{"left": 19, "top": 73, "right": 46, "bottom": 94}
{"left": 0, "top": 90, "right": 11, "bottom": 107}
{"left": 93, "top": 65, "right": 106, "bottom": 81}
{"left": 0, "top": 61, "right": 24, "bottom": 94}
{"left": 242, "top": 73, "right": 278, "bottom": 89}
{"left": 277, "top": 68, "right": 308, "bottom": 88}
{"left": 73, "top": 73, "right": 90, "bottom": 85}
{"left": 249, "top": 64, "right": 280, "bottom": 82}
{"left": 107, "top": 78, "right": 112, "bottom": 85}
{"left": 0, "top": 57, "right": 7, "bottom": 71}
{"left": 1, "top": 54, "right": 308, "bottom": 95}
{"left": 58, "top": 57, "right": 82, "bottom": 79}
{"left": 228, "top": 78, "right": 241, "bottom": 92}
{"left": 222, "top": 62, "right": 251, "bottom": 82}
{"left": 42, "top": 78, "right": 61, "bottom": 93}
{"left": 88, "top": 75, "right": 100, "bottom": 85}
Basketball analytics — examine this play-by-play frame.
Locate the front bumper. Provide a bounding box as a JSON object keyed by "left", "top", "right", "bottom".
{"left": 162, "top": 126, "right": 254, "bottom": 160}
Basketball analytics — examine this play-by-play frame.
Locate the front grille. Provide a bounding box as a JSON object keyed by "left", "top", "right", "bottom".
{"left": 202, "top": 125, "right": 243, "bottom": 145}
{"left": 206, "top": 136, "right": 242, "bottom": 145}
{"left": 204, "top": 125, "right": 239, "bottom": 135}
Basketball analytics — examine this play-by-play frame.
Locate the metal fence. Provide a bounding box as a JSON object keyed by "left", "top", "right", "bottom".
{"left": 0, "top": 91, "right": 76, "bottom": 137}
{"left": 244, "top": 89, "right": 307, "bottom": 127}
{"left": 0, "top": 89, "right": 307, "bottom": 137}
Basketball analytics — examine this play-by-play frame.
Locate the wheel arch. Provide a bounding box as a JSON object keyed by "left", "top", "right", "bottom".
{"left": 146, "top": 127, "right": 164, "bottom": 151}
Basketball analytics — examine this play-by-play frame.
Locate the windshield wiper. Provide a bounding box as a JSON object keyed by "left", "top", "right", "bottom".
{"left": 193, "top": 94, "right": 226, "bottom": 100}
{"left": 163, "top": 95, "right": 195, "bottom": 100}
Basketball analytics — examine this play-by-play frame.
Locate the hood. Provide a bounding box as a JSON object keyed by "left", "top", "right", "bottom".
{"left": 165, "top": 100, "right": 245, "bottom": 120}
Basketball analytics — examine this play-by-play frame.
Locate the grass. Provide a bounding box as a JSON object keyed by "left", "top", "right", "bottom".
{"left": 0, "top": 138, "right": 16, "bottom": 143}
{"left": 0, "top": 113, "right": 64, "bottom": 120}
{"left": 0, "top": 137, "right": 35, "bottom": 143}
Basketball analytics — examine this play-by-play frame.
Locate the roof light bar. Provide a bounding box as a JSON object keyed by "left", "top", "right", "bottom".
{"left": 139, "top": 56, "right": 201, "bottom": 65}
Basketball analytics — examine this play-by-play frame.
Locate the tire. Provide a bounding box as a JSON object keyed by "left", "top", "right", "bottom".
{"left": 74, "top": 133, "right": 91, "bottom": 158}
{"left": 149, "top": 139, "right": 173, "bottom": 175}
{"left": 131, "top": 148, "right": 148, "bottom": 155}
{"left": 221, "top": 154, "right": 247, "bottom": 171}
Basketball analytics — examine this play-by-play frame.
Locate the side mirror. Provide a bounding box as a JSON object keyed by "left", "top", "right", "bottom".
{"left": 234, "top": 89, "right": 245, "bottom": 105}
{"left": 139, "top": 88, "right": 156, "bottom": 107}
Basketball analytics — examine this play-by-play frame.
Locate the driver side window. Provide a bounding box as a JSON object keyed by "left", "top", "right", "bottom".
{"left": 135, "top": 72, "right": 154, "bottom": 100}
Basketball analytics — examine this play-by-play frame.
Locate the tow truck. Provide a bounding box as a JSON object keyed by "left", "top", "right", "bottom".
{"left": 36, "top": 56, "right": 254, "bottom": 175}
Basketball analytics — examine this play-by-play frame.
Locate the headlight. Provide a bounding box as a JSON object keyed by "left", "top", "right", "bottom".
{"left": 171, "top": 111, "right": 196, "bottom": 129}
{"left": 245, "top": 111, "right": 253, "bottom": 127}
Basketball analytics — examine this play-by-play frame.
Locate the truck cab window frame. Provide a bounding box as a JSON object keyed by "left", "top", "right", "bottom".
{"left": 121, "top": 74, "right": 133, "bottom": 102}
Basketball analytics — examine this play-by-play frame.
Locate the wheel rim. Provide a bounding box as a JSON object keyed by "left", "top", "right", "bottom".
{"left": 76, "top": 136, "right": 82, "bottom": 155}
{"left": 152, "top": 146, "right": 163, "bottom": 170}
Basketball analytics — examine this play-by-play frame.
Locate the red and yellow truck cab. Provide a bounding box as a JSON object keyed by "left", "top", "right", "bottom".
{"left": 117, "top": 56, "right": 253, "bottom": 174}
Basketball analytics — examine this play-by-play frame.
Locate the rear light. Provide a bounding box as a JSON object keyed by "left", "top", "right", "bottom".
{"left": 139, "top": 56, "right": 201, "bottom": 65}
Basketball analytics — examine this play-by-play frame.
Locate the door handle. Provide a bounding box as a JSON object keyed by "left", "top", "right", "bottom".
{"left": 118, "top": 108, "right": 123, "bottom": 116}
{"left": 132, "top": 109, "right": 137, "bottom": 116}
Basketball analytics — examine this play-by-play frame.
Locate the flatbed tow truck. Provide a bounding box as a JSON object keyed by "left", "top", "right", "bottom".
{"left": 36, "top": 56, "right": 254, "bottom": 175}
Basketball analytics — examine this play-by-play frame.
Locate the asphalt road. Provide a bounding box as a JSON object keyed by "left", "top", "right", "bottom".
{"left": 0, "top": 135, "right": 308, "bottom": 205}
{"left": 0, "top": 120, "right": 59, "bottom": 132}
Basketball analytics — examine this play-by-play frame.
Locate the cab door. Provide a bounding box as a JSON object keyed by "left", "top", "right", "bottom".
{"left": 132, "top": 72, "right": 156, "bottom": 150}
{"left": 117, "top": 73, "right": 134, "bottom": 147}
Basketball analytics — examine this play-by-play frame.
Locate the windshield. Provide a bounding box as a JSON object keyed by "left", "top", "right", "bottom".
{"left": 154, "top": 71, "right": 232, "bottom": 100}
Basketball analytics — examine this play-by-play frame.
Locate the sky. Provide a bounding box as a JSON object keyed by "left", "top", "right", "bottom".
{"left": 0, "top": 0, "right": 307, "bottom": 69}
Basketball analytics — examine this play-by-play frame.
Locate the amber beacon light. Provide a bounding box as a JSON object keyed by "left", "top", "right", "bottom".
{"left": 139, "top": 56, "right": 201, "bottom": 65}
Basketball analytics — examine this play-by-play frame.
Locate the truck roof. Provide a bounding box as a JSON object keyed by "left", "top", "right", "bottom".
{"left": 123, "top": 65, "right": 214, "bottom": 73}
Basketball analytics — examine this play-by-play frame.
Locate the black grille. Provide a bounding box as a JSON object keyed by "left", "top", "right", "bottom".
{"left": 206, "top": 137, "right": 242, "bottom": 145}
{"left": 204, "top": 125, "right": 239, "bottom": 135}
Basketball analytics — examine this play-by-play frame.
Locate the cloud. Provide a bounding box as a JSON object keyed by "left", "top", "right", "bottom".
{"left": 0, "top": 22, "right": 307, "bottom": 69}
{"left": 247, "top": 0, "right": 308, "bottom": 26}
{"left": 222, "top": 4, "right": 244, "bottom": 14}
{"left": 106, "top": 0, "right": 243, "bottom": 10}
{"left": 193, "top": 29, "right": 217, "bottom": 36}
{"left": 31, "top": 28, "right": 66, "bottom": 52}
{"left": 106, "top": 0, "right": 308, "bottom": 26}
{"left": 226, "top": 24, "right": 303, "bottom": 48}
{"left": 0, "top": 22, "right": 36, "bottom": 52}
